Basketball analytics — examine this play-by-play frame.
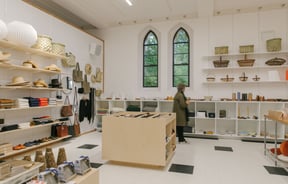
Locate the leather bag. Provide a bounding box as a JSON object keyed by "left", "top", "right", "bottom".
{"left": 60, "top": 96, "right": 73, "bottom": 117}
{"left": 73, "top": 62, "right": 83, "bottom": 82}
{"left": 56, "top": 123, "right": 68, "bottom": 137}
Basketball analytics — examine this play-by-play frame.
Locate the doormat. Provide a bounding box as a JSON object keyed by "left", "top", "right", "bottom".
{"left": 168, "top": 163, "right": 194, "bottom": 175}
{"left": 264, "top": 166, "right": 288, "bottom": 176}
{"left": 90, "top": 162, "right": 103, "bottom": 168}
{"left": 77, "top": 144, "right": 98, "bottom": 149}
{"left": 214, "top": 146, "right": 233, "bottom": 152}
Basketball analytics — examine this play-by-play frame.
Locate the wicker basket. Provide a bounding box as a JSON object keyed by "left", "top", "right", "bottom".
{"left": 221, "top": 75, "right": 234, "bottom": 82}
{"left": 32, "top": 35, "right": 52, "bottom": 52}
{"left": 213, "top": 56, "right": 229, "bottom": 68}
{"left": 239, "top": 45, "right": 254, "bottom": 53}
{"left": 237, "top": 55, "right": 255, "bottom": 67}
{"left": 215, "top": 46, "right": 228, "bottom": 55}
{"left": 265, "top": 57, "right": 286, "bottom": 66}
{"left": 51, "top": 42, "right": 65, "bottom": 56}
{"left": 266, "top": 38, "right": 281, "bottom": 52}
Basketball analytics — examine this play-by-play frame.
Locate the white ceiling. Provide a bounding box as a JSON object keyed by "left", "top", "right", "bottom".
{"left": 50, "top": 0, "right": 288, "bottom": 29}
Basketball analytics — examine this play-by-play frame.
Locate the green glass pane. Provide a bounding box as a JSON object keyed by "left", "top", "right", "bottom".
{"left": 144, "top": 45, "right": 158, "bottom": 55}
{"left": 174, "top": 29, "right": 189, "bottom": 42}
{"left": 174, "top": 54, "right": 188, "bottom": 64}
{"left": 144, "top": 55, "right": 158, "bottom": 65}
{"left": 173, "top": 76, "right": 188, "bottom": 87}
{"left": 144, "top": 66, "right": 157, "bottom": 76}
{"left": 144, "top": 76, "right": 158, "bottom": 87}
{"left": 144, "top": 32, "right": 158, "bottom": 45}
{"left": 174, "top": 43, "right": 188, "bottom": 54}
{"left": 174, "top": 65, "right": 188, "bottom": 75}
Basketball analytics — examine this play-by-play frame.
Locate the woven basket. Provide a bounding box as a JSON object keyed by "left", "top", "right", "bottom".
{"left": 215, "top": 46, "right": 228, "bottom": 55}
{"left": 266, "top": 38, "right": 281, "bottom": 52}
{"left": 213, "top": 56, "right": 229, "bottom": 67}
{"left": 239, "top": 45, "right": 254, "bottom": 53}
{"left": 32, "top": 35, "right": 52, "bottom": 52}
{"left": 237, "top": 55, "right": 255, "bottom": 67}
{"left": 51, "top": 42, "right": 65, "bottom": 56}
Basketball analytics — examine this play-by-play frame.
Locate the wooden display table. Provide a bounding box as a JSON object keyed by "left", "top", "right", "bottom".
{"left": 102, "top": 112, "right": 176, "bottom": 167}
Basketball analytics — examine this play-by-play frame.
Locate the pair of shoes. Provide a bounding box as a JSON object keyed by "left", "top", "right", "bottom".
{"left": 13, "top": 144, "right": 26, "bottom": 150}
{"left": 179, "top": 139, "right": 190, "bottom": 144}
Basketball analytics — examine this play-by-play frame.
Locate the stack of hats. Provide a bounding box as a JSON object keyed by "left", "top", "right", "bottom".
{"left": 6, "top": 76, "right": 31, "bottom": 86}
{"left": 49, "top": 97, "right": 57, "bottom": 106}
{"left": 39, "top": 98, "right": 48, "bottom": 106}
{"left": 33, "top": 79, "right": 48, "bottom": 88}
{"left": 24, "top": 97, "right": 39, "bottom": 107}
{"left": 49, "top": 79, "right": 61, "bottom": 88}
{"left": 22, "top": 60, "right": 38, "bottom": 68}
{"left": 15, "top": 98, "right": 29, "bottom": 108}
{"left": 44, "top": 64, "right": 61, "bottom": 72}
{"left": 0, "top": 99, "right": 15, "bottom": 109}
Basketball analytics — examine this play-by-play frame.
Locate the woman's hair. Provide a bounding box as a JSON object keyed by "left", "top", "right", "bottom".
{"left": 177, "top": 83, "right": 186, "bottom": 92}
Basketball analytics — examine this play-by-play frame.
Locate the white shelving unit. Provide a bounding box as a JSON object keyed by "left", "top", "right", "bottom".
{"left": 96, "top": 99, "right": 288, "bottom": 140}
{"left": 203, "top": 51, "right": 288, "bottom": 84}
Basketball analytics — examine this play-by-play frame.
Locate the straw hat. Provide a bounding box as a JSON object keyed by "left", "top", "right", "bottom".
{"left": 23, "top": 60, "right": 38, "bottom": 68}
{"left": 6, "top": 76, "right": 30, "bottom": 86}
{"left": 0, "top": 51, "right": 11, "bottom": 61}
{"left": 85, "top": 64, "right": 92, "bottom": 75}
{"left": 44, "top": 64, "right": 61, "bottom": 72}
{"left": 33, "top": 79, "right": 48, "bottom": 88}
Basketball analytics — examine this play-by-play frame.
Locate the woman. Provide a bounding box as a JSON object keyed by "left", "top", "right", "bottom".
{"left": 173, "top": 83, "right": 189, "bottom": 143}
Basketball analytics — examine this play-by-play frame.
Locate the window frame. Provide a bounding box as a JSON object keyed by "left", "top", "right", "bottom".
{"left": 172, "top": 27, "right": 190, "bottom": 87}
{"left": 143, "top": 30, "right": 159, "bottom": 88}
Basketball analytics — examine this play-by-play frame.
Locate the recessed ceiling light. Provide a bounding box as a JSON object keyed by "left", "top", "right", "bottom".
{"left": 126, "top": 0, "right": 133, "bottom": 6}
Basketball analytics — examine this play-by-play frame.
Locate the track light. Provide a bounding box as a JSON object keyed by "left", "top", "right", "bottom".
{"left": 126, "top": 0, "right": 133, "bottom": 6}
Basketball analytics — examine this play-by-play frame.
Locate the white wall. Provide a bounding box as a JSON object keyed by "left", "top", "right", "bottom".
{"left": 0, "top": 0, "right": 104, "bottom": 137}
{"left": 97, "top": 8, "right": 288, "bottom": 100}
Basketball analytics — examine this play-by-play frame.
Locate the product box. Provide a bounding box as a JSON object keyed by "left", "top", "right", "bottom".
{"left": 74, "top": 156, "right": 91, "bottom": 175}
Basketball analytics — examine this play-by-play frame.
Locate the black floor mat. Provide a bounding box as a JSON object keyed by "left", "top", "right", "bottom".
{"left": 264, "top": 166, "right": 288, "bottom": 176}
{"left": 168, "top": 163, "right": 194, "bottom": 175}
{"left": 214, "top": 146, "right": 233, "bottom": 152}
{"left": 77, "top": 144, "right": 98, "bottom": 149}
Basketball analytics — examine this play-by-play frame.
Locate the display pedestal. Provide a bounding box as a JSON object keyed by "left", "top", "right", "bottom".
{"left": 102, "top": 112, "right": 176, "bottom": 167}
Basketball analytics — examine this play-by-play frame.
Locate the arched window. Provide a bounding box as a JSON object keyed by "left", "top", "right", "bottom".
{"left": 143, "top": 31, "right": 158, "bottom": 87}
{"left": 173, "top": 28, "right": 190, "bottom": 87}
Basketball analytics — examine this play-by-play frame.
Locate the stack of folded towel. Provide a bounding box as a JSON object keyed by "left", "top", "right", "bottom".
{"left": 49, "top": 97, "right": 57, "bottom": 106}
{"left": 0, "top": 99, "right": 15, "bottom": 109}
{"left": 24, "top": 97, "right": 39, "bottom": 107}
{"left": 15, "top": 98, "right": 29, "bottom": 108}
{"left": 39, "top": 98, "right": 48, "bottom": 106}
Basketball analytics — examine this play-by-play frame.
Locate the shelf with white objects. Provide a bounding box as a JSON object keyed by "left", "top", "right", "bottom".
{"left": 203, "top": 80, "right": 288, "bottom": 85}
{"left": 0, "top": 39, "right": 67, "bottom": 60}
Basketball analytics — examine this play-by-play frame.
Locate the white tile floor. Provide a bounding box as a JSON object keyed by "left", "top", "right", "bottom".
{"left": 51, "top": 132, "right": 288, "bottom": 184}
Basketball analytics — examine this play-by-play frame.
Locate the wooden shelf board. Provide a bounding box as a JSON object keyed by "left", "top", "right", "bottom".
{"left": 0, "top": 135, "right": 71, "bottom": 159}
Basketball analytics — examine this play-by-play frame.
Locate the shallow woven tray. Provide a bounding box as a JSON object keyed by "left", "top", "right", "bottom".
{"left": 265, "top": 57, "right": 286, "bottom": 66}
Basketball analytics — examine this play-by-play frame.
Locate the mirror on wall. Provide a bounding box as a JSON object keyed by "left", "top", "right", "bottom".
{"left": 61, "top": 76, "right": 73, "bottom": 95}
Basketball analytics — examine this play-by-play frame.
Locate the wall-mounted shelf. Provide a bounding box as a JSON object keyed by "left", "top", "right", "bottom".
{"left": 0, "top": 39, "right": 67, "bottom": 60}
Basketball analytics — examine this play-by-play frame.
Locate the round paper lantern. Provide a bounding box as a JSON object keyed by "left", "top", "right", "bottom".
{"left": 0, "top": 19, "right": 7, "bottom": 39}
{"left": 280, "top": 141, "right": 288, "bottom": 156}
{"left": 6, "top": 21, "right": 37, "bottom": 47}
